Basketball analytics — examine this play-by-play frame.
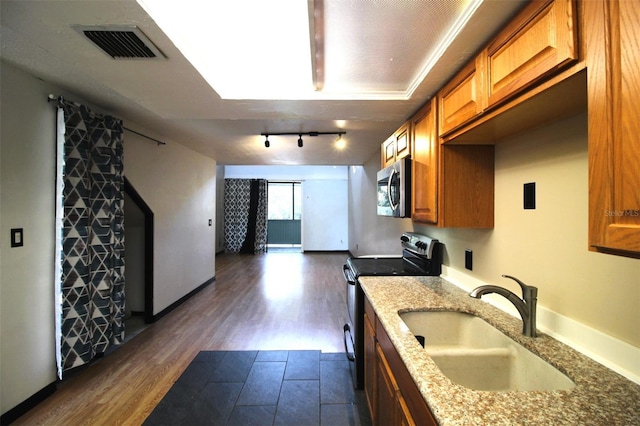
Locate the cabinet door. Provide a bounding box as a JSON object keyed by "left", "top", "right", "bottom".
{"left": 411, "top": 98, "right": 438, "bottom": 224}
{"left": 586, "top": 0, "right": 640, "bottom": 255}
{"left": 395, "top": 123, "right": 411, "bottom": 161}
{"left": 398, "top": 394, "right": 417, "bottom": 426}
{"left": 485, "top": 0, "right": 578, "bottom": 107}
{"left": 376, "top": 343, "right": 399, "bottom": 426}
{"left": 364, "top": 312, "right": 377, "bottom": 424}
{"left": 438, "top": 56, "right": 486, "bottom": 135}
{"left": 381, "top": 135, "right": 396, "bottom": 168}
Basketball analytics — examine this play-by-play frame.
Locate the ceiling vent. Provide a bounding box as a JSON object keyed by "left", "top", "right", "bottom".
{"left": 73, "top": 26, "right": 165, "bottom": 60}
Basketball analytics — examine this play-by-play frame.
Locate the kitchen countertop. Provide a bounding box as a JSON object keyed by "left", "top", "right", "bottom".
{"left": 359, "top": 275, "right": 640, "bottom": 425}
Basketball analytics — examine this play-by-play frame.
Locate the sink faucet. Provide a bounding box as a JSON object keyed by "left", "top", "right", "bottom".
{"left": 469, "top": 275, "right": 538, "bottom": 337}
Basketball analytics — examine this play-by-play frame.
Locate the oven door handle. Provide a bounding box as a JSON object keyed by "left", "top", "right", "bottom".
{"left": 343, "top": 324, "right": 356, "bottom": 362}
{"left": 343, "top": 264, "right": 356, "bottom": 285}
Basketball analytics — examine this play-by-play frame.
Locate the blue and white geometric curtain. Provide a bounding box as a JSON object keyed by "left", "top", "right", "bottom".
{"left": 224, "top": 179, "right": 268, "bottom": 254}
{"left": 55, "top": 99, "right": 125, "bottom": 376}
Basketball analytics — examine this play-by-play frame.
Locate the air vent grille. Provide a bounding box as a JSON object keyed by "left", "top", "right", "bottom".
{"left": 74, "top": 26, "right": 165, "bottom": 60}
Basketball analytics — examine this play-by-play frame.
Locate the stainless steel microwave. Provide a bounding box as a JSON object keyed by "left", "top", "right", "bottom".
{"left": 377, "top": 157, "right": 411, "bottom": 218}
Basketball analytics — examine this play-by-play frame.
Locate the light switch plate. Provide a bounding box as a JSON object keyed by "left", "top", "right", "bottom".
{"left": 11, "top": 228, "right": 23, "bottom": 247}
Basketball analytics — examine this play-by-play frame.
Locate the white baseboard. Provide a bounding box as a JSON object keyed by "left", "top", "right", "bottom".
{"left": 441, "top": 266, "right": 640, "bottom": 385}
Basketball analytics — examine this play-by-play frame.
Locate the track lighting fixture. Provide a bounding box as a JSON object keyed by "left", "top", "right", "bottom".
{"left": 261, "top": 131, "right": 346, "bottom": 148}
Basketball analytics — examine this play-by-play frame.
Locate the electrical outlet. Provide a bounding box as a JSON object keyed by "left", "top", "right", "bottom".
{"left": 524, "top": 182, "right": 536, "bottom": 209}
{"left": 465, "top": 249, "right": 473, "bottom": 271}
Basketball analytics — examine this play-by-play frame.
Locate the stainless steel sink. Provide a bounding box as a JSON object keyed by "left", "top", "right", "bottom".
{"left": 399, "top": 310, "right": 575, "bottom": 392}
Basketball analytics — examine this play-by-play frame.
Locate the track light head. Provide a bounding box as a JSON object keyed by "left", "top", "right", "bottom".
{"left": 298, "top": 135, "right": 303, "bottom": 147}
{"left": 264, "top": 135, "right": 270, "bottom": 148}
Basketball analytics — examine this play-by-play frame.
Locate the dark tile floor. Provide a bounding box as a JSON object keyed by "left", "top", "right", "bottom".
{"left": 144, "top": 350, "right": 372, "bottom": 426}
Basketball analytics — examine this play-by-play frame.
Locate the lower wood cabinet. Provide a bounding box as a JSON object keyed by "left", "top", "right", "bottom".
{"left": 376, "top": 343, "right": 405, "bottom": 426}
{"left": 364, "top": 311, "right": 377, "bottom": 424}
{"left": 364, "top": 296, "right": 437, "bottom": 426}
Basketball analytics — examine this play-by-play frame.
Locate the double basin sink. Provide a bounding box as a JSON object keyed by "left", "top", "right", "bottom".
{"left": 399, "top": 310, "right": 575, "bottom": 392}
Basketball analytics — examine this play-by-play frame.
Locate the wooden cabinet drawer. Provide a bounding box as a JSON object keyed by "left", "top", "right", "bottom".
{"left": 485, "top": 0, "right": 578, "bottom": 107}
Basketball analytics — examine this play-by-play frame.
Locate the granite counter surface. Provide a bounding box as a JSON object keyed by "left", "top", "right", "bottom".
{"left": 359, "top": 275, "right": 640, "bottom": 425}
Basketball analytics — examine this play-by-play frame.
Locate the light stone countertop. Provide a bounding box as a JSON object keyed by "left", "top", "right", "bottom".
{"left": 359, "top": 275, "right": 640, "bottom": 425}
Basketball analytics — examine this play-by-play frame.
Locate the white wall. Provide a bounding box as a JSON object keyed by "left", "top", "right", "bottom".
{"left": 347, "top": 163, "right": 413, "bottom": 256}
{"left": 0, "top": 61, "right": 217, "bottom": 415}
{"left": 302, "top": 179, "right": 348, "bottom": 251}
{"left": 348, "top": 112, "right": 640, "bottom": 382}
{"left": 124, "top": 133, "right": 217, "bottom": 314}
{"left": 224, "top": 165, "right": 349, "bottom": 251}
{"left": 1, "top": 62, "right": 59, "bottom": 415}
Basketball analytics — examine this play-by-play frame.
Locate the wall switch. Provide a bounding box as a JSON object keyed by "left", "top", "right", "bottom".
{"left": 524, "top": 182, "right": 536, "bottom": 209}
{"left": 11, "top": 228, "right": 23, "bottom": 247}
{"left": 465, "top": 249, "right": 473, "bottom": 270}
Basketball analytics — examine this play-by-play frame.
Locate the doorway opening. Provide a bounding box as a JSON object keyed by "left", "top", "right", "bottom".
{"left": 267, "top": 181, "right": 302, "bottom": 252}
{"left": 124, "top": 178, "right": 154, "bottom": 339}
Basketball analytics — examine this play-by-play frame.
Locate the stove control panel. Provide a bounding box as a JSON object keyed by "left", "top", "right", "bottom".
{"left": 400, "top": 232, "right": 439, "bottom": 259}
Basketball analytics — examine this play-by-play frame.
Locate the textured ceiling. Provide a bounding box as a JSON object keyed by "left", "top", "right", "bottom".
{"left": 0, "top": 0, "right": 528, "bottom": 165}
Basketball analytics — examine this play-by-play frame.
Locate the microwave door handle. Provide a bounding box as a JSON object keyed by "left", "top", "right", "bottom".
{"left": 388, "top": 168, "right": 398, "bottom": 211}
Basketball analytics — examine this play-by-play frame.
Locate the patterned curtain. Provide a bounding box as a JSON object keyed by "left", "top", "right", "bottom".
{"left": 224, "top": 179, "right": 268, "bottom": 253}
{"left": 57, "top": 99, "right": 125, "bottom": 373}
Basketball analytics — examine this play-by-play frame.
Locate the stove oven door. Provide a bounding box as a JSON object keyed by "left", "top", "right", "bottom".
{"left": 343, "top": 264, "right": 363, "bottom": 389}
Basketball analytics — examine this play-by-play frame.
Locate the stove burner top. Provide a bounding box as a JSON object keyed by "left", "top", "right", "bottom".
{"left": 347, "top": 256, "right": 432, "bottom": 277}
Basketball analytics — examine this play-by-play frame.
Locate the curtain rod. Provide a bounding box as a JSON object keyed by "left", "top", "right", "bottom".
{"left": 122, "top": 127, "right": 166, "bottom": 146}
{"left": 47, "top": 94, "right": 166, "bottom": 146}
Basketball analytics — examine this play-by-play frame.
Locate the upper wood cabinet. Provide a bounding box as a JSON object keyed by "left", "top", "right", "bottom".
{"left": 381, "top": 122, "right": 411, "bottom": 168}
{"left": 410, "top": 98, "right": 494, "bottom": 228}
{"left": 411, "top": 99, "right": 438, "bottom": 224}
{"left": 438, "top": 56, "right": 486, "bottom": 136}
{"left": 438, "top": 0, "right": 583, "bottom": 143}
{"left": 381, "top": 135, "right": 396, "bottom": 168}
{"left": 484, "top": 0, "right": 579, "bottom": 107}
{"left": 585, "top": 0, "right": 640, "bottom": 256}
{"left": 438, "top": 145, "right": 495, "bottom": 228}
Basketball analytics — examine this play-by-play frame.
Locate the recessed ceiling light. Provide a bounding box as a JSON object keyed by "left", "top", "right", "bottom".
{"left": 138, "top": 0, "right": 313, "bottom": 99}
{"left": 137, "top": 0, "right": 485, "bottom": 101}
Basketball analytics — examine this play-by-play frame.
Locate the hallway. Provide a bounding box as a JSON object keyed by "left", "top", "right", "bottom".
{"left": 13, "top": 252, "right": 353, "bottom": 425}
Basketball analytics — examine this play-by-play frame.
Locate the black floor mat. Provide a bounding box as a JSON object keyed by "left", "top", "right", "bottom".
{"left": 143, "top": 350, "right": 372, "bottom": 426}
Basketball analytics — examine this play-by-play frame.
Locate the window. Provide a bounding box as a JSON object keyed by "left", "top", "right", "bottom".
{"left": 268, "top": 182, "right": 301, "bottom": 220}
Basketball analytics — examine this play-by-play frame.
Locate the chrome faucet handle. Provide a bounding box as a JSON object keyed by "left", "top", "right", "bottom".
{"left": 501, "top": 274, "right": 537, "bottom": 300}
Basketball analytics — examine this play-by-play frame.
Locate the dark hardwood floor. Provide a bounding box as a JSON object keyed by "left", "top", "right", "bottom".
{"left": 13, "top": 251, "right": 351, "bottom": 425}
